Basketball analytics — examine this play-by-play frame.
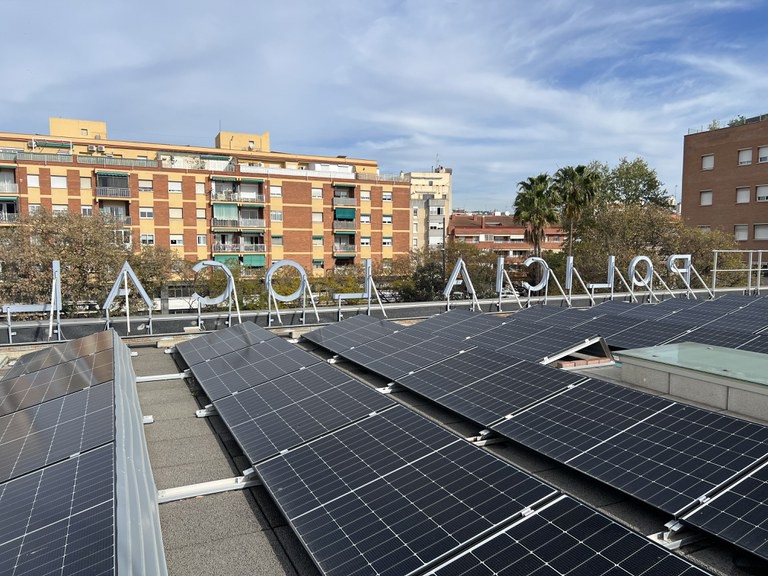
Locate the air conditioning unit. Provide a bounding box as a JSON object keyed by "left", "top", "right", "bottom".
{"left": 96, "top": 145, "right": 106, "bottom": 153}
{"left": 87, "top": 145, "right": 97, "bottom": 152}
{"left": 27, "top": 140, "right": 36, "bottom": 149}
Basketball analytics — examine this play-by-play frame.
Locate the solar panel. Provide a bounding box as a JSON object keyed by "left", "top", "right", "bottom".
{"left": 465, "top": 319, "right": 552, "bottom": 350}
{"left": 2, "top": 330, "right": 114, "bottom": 380}
{"left": 493, "top": 378, "right": 768, "bottom": 514}
{"left": 492, "top": 326, "right": 598, "bottom": 363}
{"left": 572, "top": 313, "right": 643, "bottom": 337}
{"left": 0, "top": 381, "right": 114, "bottom": 483}
{"left": 214, "top": 362, "right": 395, "bottom": 464}
{"left": 302, "top": 315, "right": 398, "bottom": 354}
{"left": 605, "top": 320, "right": 688, "bottom": 349}
{"left": 341, "top": 332, "right": 472, "bottom": 381}
{"left": 534, "top": 308, "right": 603, "bottom": 328}
{"left": 174, "top": 321, "right": 276, "bottom": 367}
{"left": 617, "top": 299, "right": 701, "bottom": 320}
{"left": 737, "top": 335, "right": 768, "bottom": 354}
{"left": 0, "top": 444, "right": 115, "bottom": 576}
{"left": 427, "top": 495, "right": 711, "bottom": 576}
{"left": 256, "top": 405, "right": 557, "bottom": 576}
{"left": 395, "top": 349, "right": 588, "bottom": 426}
{"left": 667, "top": 327, "right": 759, "bottom": 350}
{"left": 683, "top": 461, "right": 768, "bottom": 561}
{"left": 189, "top": 337, "right": 321, "bottom": 401}
{"left": 410, "top": 311, "right": 505, "bottom": 340}
{"left": 591, "top": 299, "right": 642, "bottom": 316}
{"left": 512, "top": 305, "right": 572, "bottom": 322}
{"left": 0, "top": 349, "right": 114, "bottom": 417}
{"left": 703, "top": 306, "right": 768, "bottom": 334}
{"left": 405, "top": 308, "right": 480, "bottom": 333}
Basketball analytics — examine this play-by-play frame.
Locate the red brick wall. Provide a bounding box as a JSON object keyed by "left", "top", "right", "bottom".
{"left": 153, "top": 174, "right": 170, "bottom": 248}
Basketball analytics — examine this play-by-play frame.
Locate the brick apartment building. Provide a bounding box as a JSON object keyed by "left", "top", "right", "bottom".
{"left": 0, "top": 118, "right": 411, "bottom": 274}
{"left": 447, "top": 213, "right": 563, "bottom": 261}
{"left": 682, "top": 114, "right": 768, "bottom": 249}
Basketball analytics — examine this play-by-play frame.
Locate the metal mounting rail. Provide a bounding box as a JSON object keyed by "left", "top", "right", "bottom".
{"left": 157, "top": 472, "right": 262, "bottom": 504}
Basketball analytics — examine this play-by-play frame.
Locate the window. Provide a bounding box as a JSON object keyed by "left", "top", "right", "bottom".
{"left": 698, "top": 226, "right": 711, "bottom": 232}
{"left": 699, "top": 191, "right": 712, "bottom": 206}
{"left": 197, "top": 234, "right": 207, "bottom": 246}
{"left": 81, "top": 128, "right": 88, "bottom": 136}
{"left": 271, "top": 236, "right": 284, "bottom": 246}
{"left": 736, "top": 187, "right": 750, "bottom": 204}
{"left": 360, "top": 237, "right": 371, "bottom": 247}
{"left": 413, "top": 238, "right": 418, "bottom": 247}
{"left": 413, "top": 223, "right": 418, "bottom": 233}
{"left": 382, "top": 237, "right": 392, "bottom": 247}
{"left": 271, "top": 210, "right": 283, "bottom": 222}
{"left": 312, "top": 236, "right": 324, "bottom": 247}
{"left": 29, "top": 204, "right": 41, "bottom": 214}
{"left": 170, "top": 234, "right": 184, "bottom": 246}
{"left": 413, "top": 207, "right": 418, "bottom": 217}
{"left": 27, "top": 174, "right": 40, "bottom": 187}
{"left": 755, "top": 224, "right": 768, "bottom": 240}
{"left": 734, "top": 225, "right": 748, "bottom": 242}
{"left": 311, "top": 187, "right": 323, "bottom": 199}
{"left": 270, "top": 185, "right": 282, "bottom": 197}
{"left": 382, "top": 191, "right": 392, "bottom": 202}
{"left": 169, "top": 207, "right": 183, "bottom": 219}
{"left": 196, "top": 208, "right": 206, "bottom": 219}
{"left": 313, "top": 260, "right": 324, "bottom": 270}
{"left": 701, "top": 154, "right": 714, "bottom": 170}
{"left": 81, "top": 206, "right": 93, "bottom": 216}
{"left": 312, "top": 211, "right": 323, "bottom": 222}
{"left": 138, "top": 179, "right": 153, "bottom": 191}
{"left": 757, "top": 186, "right": 768, "bottom": 201}
{"left": 168, "top": 181, "right": 182, "bottom": 193}
{"left": 50, "top": 175, "right": 67, "bottom": 189}
{"left": 383, "top": 214, "right": 392, "bottom": 224}
{"left": 52, "top": 204, "right": 67, "bottom": 214}
{"left": 360, "top": 214, "right": 371, "bottom": 224}
{"left": 760, "top": 146, "right": 768, "bottom": 163}
{"left": 196, "top": 182, "right": 205, "bottom": 195}
{"left": 139, "top": 207, "right": 154, "bottom": 219}
{"left": 80, "top": 176, "right": 91, "bottom": 189}
{"left": 360, "top": 190, "right": 370, "bottom": 201}
{"left": 738, "top": 149, "right": 752, "bottom": 166}
{"left": 140, "top": 234, "right": 155, "bottom": 246}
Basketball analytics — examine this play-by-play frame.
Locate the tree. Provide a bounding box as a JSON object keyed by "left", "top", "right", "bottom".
{"left": 514, "top": 174, "right": 559, "bottom": 258}
{"left": 0, "top": 209, "right": 130, "bottom": 310}
{"left": 552, "top": 165, "right": 600, "bottom": 256}
{"left": 601, "top": 157, "right": 671, "bottom": 207}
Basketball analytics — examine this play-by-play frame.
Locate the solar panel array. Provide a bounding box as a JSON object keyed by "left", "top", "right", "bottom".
{"left": 302, "top": 314, "right": 398, "bottom": 355}
{"left": 179, "top": 315, "right": 714, "bottom": 576}
{"left": 0, "top": 330, "right": 166, "bottom": 576}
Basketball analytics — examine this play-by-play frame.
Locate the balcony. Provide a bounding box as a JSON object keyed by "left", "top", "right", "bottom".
{"left": 211, "top": 191, "right": 265, "bottom": 203}
{"left": 212, "top": 242, "right": 266, "bottom": 253}
{"left": 0, "top": 182, "right": 18, "bottom": 193}
{"left": 333, "top": 220, "right": 356, "bottom": 230}
{"left": 96, "top": 186, "right": 130, "bottom": 198}
{"left": 333, "top": 244, "right": 356, "bottom": 255}
{"left": 211, "top": 218, "right": 238, "bottom": 228}
{"left": 333, "top": 197, "right": 356, "bottom": 206}
{"left": 0, "top": 213, "right": 18, "bottom": 223}
{"left": 239, "top": 218, "right": 266, "bottom": 228}
{"left": 77, "top": 156, "right": 158, "bottom": 169}
{"left": 102, "top": 214, "right": 132, "bottom": 226}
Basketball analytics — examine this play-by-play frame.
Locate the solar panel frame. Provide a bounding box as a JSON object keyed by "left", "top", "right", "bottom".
{"left": 0, "top": 381, "right": 115, "bottom": 483}
{"left": 189, "top": 337, "right": 321, "bottom": 401}
{"left": 256, "top": 405, "right": 557, "bottom": 576}
{"left": 605, "top": 319, "right": 688, "bottom": 349}
{"left": 302, "top": 315, "right": 398, "bottom": 355}
{"left": 427, "top": 495, "right": 712, "bottom": 576}
{"left": 736, "top": 334, "right": 768, "bottom": 354}
{"left": 214, "top": 362, "right": 395, "bottom": 464}
{"left": 0, "top": 444, "right": 115, "bottom": 576}
{"left": 666, "top": 327, "right": 759, "bottom": 350}
{"left": 491, "top": 326, "right": 599, "bottom": 363}
{"left": 174, "top": 321, "right": 276, "bottom": 367}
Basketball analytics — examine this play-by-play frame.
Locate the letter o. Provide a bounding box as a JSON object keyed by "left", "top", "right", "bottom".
{"left": 266, "top": 260, "right": 307, "bottom": 303}
{"left": 628, "top": 256, "right": 653, "bottom": 288}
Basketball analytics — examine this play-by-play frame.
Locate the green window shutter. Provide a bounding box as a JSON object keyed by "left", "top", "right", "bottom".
{"left": 334, "top": 207, "right": 356, "bottom": 220}
{"left": 212, "top": 204, "right": 239, "bottom": 219}
{"left": 242, "top": 254, "right": 266, "bottom": 267}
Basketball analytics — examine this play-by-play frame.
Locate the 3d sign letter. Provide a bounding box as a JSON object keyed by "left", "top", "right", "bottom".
{"left": 628, "top": 255, "right": 653, "bottom": 288}
{"left": 587, "top": 255, "right": 616, "bottom": 290}
{"left": 667, "top": 254, "right": 692, "bottom": 286}
{"left": 266, "top": 260, "right": 308, "bottom": 303}
{"left": 191, "top": 260, "right": 234, "bottom": 305}
{"left": 522, "top": 257, "right": 550, "bottom": 292}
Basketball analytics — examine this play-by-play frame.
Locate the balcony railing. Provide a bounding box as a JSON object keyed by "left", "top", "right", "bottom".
{"left": 239, "top": 192, "right": 265, "bottom": 202}
{"left": 332, "top": 197, "right": 356, "bottom": 206}
{"left": 239, "top": 218, "right": 265, "bottom": 228}
{"left": 333, "top": 220, "right": 356, "bottom": 230}
{"left": 212, "top": 242, "right": 266, "bottom": 253}
{"left": 17, "top": 152, "right": 73, "bottom": 163}
{"left": 0, "top": 182, "right": 18, "bottom": 193}
{"left": 77, "top": 156, "right": 158, "bottom": 169}
{"left": 333, "top": 244, "right": 356, "bottom": 253}
{"left": 0, "top": 213, "right": 18, "bottom": 223}
{"left": 96, "top": 186, "right": 130, "bottom": 198}
{"left": 101, "top": 214, "right": 132, "bottom": 225}
{"left": 211, "top": 191, "right": 266, "bottom": 203}
{"left": 0, "top": 152, "right": 17, "bottom": 161}
{"left": 211, "top": 218, "right": 238, "bottom": 228}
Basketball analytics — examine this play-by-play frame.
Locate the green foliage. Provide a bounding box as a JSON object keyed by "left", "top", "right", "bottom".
{"left": 552, "top": 164, "right": 601, "bottom": 255}
{"left": 514, "top": 173, "right": 559, "bottom": 257}
{"left": 593, "top": 157, "right": 670, "bottom": 207}
{"left": 0, "top": 209, "right": 130, "bottom": 309}
{"left": 727, "top": 115, "right": 747, "bottom": 127}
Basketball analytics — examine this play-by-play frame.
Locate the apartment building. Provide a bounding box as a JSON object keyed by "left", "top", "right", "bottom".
{"left": 682, "top": 114, "right": 768, "bottom": 249}
{"left": 447, "top": 213, "right": 563, "bottom": 261}
{"left": 0, "top": 118, "right": 411, "bottom": 274}
{"left": 407, "top": 167, "right": 452, "bottom": 251}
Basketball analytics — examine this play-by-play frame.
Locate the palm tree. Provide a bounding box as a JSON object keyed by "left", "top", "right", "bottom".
{"left": 552, "top": 165, "right": 601, "bottom": 256}
{"left": 514, "top": 173, "right": 559, "bottom": 258}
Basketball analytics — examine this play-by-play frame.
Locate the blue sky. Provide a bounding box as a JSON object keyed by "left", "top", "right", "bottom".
{"left": 2, "top": 0, "right": 767, "bottom": 210}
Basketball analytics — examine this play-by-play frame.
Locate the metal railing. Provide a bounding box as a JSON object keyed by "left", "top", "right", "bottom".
{"left": 712, "top": 250, "right": 768, "bottom": 294}
{"left": 240, "top": 243, "right": 266, "bottom": 252}
{"left": 333, "top": 244, "right": 356, "bottom": 253}
{"left": 211, "top": 218, "right": 238, "bottom": 228}
{"left": 0, "top": 213, "right": 18, "bottom": 223}
{"left": 78, "top": 156, "right": 158, "bottom": 168}
{"left": 16, "top": 152, "right": 73, "bottom": 163}
{"left": 333, "top": 220, "right": 356, "bottom": 230}
{"left": 212, "top": 243, "right": 241, "bottom": 252}
{"left": 101, "top": 214, "right": 132, "bottom": 225}
{"left": 239, "top": 218, "right": 265, "bottom": 228}
{"left": 0, "top": 152, "right": 18, "bottom": 161}
{"left": 95, "top": 187, "right": 130, "bottom": 198}
{"left": 212, "top": 242, "right": 266, "bottom": 253}
{"left": 332, "top": 197, "right": 356, "bottom": 206}
{"left": 356, "top": 171, "right": 410, "bottom": 183}
{"left": 211, "top": 191, "right": 265, "bottom": 203}
{"left": 0, "top": 182, "right": 18, "bottom": 193}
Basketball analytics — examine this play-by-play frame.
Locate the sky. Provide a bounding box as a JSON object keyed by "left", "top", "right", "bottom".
{"left": 2, "top": 0, "right": 767, "bottom": 211}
